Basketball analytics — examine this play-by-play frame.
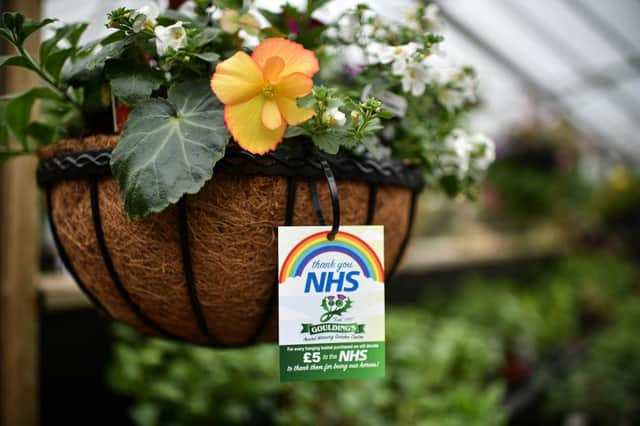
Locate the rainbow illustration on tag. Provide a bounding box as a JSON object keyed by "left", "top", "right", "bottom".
{"left": 278, "top": 231, "right": 384, "bottom": 283}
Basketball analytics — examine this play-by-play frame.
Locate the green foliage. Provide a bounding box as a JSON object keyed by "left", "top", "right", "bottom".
{"left": 65, "top": 35, "right": 132, "bottom": 85}
{"left": 0, "top": 12, "right": 56, "bottom": 46}
{"left": 106, "top": 60, "right": 164, "bottom": 107}
{"left": 436, "top": 254, "right": 637, "bottom": 359}
{"left": 109, "top": 308, "right": 506, "bottom": 426}
{"left": 1, "top": 3, "right": 491, "bottom": 212}
{"left": 0, "top": 13, "right": 87, "bottom": 157}
{"left": 547, "top": 302, "right": 640, "bottom": 424}
{"left": 483, "top": 124, "right": 589, "bottom": 226}
{"left": 108, "top": 253, "right": 638, "bottom": 425}
{"left": 111, "top": 80, "right": 228, "bottom": 219}
{"left": 486, "top": 162, "right": 586, "bottom": 225}
{"left": 5, "top": 87, "right": 61, "bottom": 147}
{"left": 289, "top": 87, "right": 389, "bottom": 156}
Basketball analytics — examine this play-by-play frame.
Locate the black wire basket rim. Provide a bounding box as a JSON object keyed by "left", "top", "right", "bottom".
{"left": 37, "top": 146, "right": 425, "bottom": 190}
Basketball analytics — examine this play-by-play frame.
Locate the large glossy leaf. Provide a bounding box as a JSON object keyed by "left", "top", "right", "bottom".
{"left": 111, "top": 80, "right": 229, "bottom": 219}
{"left": 107, "top": 61, "right": 164, "bottom": 106}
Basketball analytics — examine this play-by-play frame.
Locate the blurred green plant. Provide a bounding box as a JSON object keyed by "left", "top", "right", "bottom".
{"left": 591, "top": 165, "right": 640, "bottom": 257}
{"left": 108, "top": 254, "right": 637, "bottom": 425}
{"left": 546, "top": 301, "right": 640, "bottom": 425}
{"left": 482, "top": 121, "right": 591, "bottom": 227}
{"left": 109, "top": 309, "right": 506, "bottom": 426}
{"left": 423, "top": 254, "right": 637, "bottom": 386}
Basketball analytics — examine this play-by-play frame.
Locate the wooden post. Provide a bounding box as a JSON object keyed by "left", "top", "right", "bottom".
{"left": 0, "top": 1, "right": 42, "bottom": 425}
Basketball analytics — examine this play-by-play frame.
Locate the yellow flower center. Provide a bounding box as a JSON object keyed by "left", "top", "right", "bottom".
{"left": 262, "top": 84, "right": 277, "bottom": 99}
{"left": 170, "top": 29, "right": 183, "bottom": 40}
{"left": 394, "top": 47, "right": 403, "bottom": 55}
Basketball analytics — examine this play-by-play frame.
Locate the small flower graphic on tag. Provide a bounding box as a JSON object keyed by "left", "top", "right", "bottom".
{"left": 320, "top": 294, "right": 353, "bottom": 323}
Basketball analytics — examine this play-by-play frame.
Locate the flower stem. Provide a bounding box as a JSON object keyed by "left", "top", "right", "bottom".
{"left": 16, "top": 44, "right": 82, "bottom": 110}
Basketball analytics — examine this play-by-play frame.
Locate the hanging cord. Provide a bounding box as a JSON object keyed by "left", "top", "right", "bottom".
{"left": 320, "top": 160, "right": 341, "bottom": 240}
{"left": 308, "top": 177, "right": 326, "bottom": 226}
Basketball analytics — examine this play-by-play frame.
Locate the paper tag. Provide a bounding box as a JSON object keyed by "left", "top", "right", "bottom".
{"left": 278, "top": 225, "right": 385, "bottom": 382}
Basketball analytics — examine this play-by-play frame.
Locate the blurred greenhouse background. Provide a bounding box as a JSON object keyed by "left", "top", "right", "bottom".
{"left": 2, "top": 0, "right": 639, "bottom": 425}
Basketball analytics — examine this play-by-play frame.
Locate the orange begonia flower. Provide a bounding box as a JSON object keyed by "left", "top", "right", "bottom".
{"left": 210, "top": 38, "right": 319, "bottom": 154}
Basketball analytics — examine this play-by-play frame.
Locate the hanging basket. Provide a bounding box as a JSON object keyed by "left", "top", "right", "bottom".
{"left": 37, "top": 135, "right": 424, "bottom": 347}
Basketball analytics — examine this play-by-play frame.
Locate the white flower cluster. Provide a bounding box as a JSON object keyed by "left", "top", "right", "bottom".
{"left": 407, "top": 4, "right": 443, "bottom": 32}
{"left": 427, "top": 56, "right": 479, "bottom": 112}
{"left": 366, "top": 42, "right": 432, "bottom": 96}
{"left": 435, "top": 129, "right": 495, "bottom": 179}
{"left": 331, "top": 6, "right": 478, "bottom": 110}
{"left": 332, "top": 8, "right": 388, "bottom": 46}
{"left": 132, "top": 1, "right": 189, "bottom": 56}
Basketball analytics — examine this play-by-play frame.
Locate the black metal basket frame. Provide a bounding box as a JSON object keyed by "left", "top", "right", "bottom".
{"left": 37, "top": 147, "right": 424, "bottom": 347}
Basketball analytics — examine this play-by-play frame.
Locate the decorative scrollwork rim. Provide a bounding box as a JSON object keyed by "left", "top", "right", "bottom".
{"left": 37, "top": 147, "right": 425, "bottom": 190}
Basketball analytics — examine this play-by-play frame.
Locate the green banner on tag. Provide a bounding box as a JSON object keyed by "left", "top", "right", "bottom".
{"left": 300, "top": 323, "right": 366, "bottom": 335}
{"left": 280, "top": 341, "right": 385, "bottom": 382}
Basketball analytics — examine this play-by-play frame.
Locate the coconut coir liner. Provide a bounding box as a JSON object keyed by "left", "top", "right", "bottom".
{"left": 44, "top": 135, "right": 416, "bottom": 345}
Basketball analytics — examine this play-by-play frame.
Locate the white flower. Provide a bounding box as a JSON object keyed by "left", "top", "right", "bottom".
{"left": 435, "top": 129, "right": 495, "bottom": 178}
{"left": 457, "top": 73, "right": 479, "bottom": 103}
{"left": 322, "top": 107, "right": 346, "bottom": 127}
{"left": 132, "top": 0, "right": 168, "bottom": 32}
{"left": 365, "top": 42, "right": 388, "bottom": 65}
{"left": 358, "top": 23, "right": 375, "bottom": 44}
{"left": 178, "top": 0, "right": 197, "bottom": 17}
{"left": 437, "top": 88, "right": 466, "bottom": 112}
{"left": 154, "top": 21, "right": 187, "bottom": 56}
{"left": 437, "top": 129, "right": 472, "bottom": 178}
{"left": 423, "top": 4, "right": 443, "bottom": 28}
{"left": 56, "top": 39, "right": 72, "bottom": 49}
{"left": 468, "top": 133, "right": 495, "bottom": 172}
{"left": 337, "top": 14, "right": 359, "bottom": 42}
{"left": 361, "top": 9, "right": 377, "bottom": 23}
{"left": 206, "top": 5, "right": 223, "bottom": 20}
{"left": 378, "top": 42, "right": 420, "bottom": 75}
{"left": 238, "top": 29, "right": 260, "bottom": 48}
{"left": 401, "top": 62, "right": 429, "bottom": 97}
{"left": 132, "top": 2, "right": 161, "bottom": 32}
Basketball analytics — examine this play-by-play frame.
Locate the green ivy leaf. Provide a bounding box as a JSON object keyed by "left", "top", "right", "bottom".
{"left": 111, "top": 80, "right": 229, "bottom": 219}
{"left": 107, "top": 61, "right": 164, "bottom": 106}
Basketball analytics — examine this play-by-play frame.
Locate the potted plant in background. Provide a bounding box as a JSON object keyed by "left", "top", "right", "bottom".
{"left": 0, "top": 0, "right": 494, "bottom": 345}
